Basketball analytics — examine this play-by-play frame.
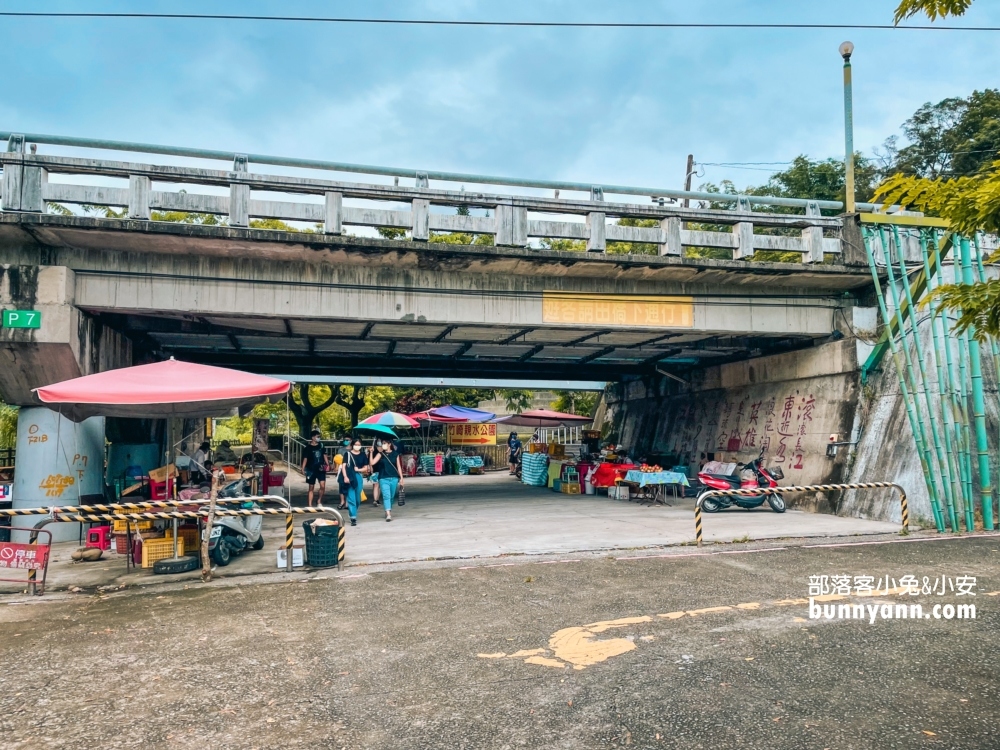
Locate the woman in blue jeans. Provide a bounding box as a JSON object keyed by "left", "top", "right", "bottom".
{"left": 370, "top": 438, "right": 404, "bottom": 522}
{"left": 343, "top": 439, "right": 370, "bottom": 526}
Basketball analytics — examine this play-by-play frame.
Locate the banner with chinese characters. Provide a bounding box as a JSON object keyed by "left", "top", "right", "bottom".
{"left": 541, "top": 292, "right": 694, "bottom": 328}
{"left": 447, "top": 423, "right": 497, "bottom": 446}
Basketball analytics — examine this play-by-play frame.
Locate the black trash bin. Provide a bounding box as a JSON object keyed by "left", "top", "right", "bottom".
{"left": 302, "top": 519, "right": 341, "bottom": 568}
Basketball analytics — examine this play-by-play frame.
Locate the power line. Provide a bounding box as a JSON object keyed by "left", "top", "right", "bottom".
{"left": 0, "top": 12, "right": 998, "bottom": 31}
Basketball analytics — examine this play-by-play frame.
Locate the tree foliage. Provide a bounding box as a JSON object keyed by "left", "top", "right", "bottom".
{"left": 550, "top": 390, "right": 599, "bottom": 416}
{"left": 498, "top": 389, "right": 533, "bottom": 414}
{"left": 893, "top": 0, "right": 972, "bottom": 23}
{"left": 0, "top": 401, "right": 17, "bottom": 450}
{"left": 874, "top": 161, "right": 1000, "bottom": 235}
{"left": 929, "top": 276, "right": 1000, "bottom": 342}
{"left": 886, "top": 90, "right": 1000, "bottom": 178}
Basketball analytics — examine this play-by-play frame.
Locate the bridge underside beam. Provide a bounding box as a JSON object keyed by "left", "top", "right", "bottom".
{"left": 84, "top": 308, "right": 822, "bottom": 381}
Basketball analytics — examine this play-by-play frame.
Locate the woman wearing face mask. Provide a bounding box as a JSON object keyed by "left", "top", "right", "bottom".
{"left": 344, "top": 438, "right": 371, "bottom": 526}
{"left": 370, "top": 438, "right": 404, "bottom": 522}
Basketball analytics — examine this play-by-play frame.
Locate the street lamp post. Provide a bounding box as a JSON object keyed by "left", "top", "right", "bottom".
{"left": 840, "top": 41, "right": 855, "bottom": 214}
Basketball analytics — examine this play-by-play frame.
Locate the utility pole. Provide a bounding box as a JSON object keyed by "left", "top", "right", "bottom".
{"left": 840, "top": 41, "right": 855, "bottom": 213}
{"left": 682, "top": 154, "right": 694, "bottom": 208}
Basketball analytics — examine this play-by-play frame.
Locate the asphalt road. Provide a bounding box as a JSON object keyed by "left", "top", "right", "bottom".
{"left": 1, "top": 535, "right": 997, "bottom": 749}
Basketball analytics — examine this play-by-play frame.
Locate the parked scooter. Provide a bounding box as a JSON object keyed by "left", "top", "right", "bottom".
{"left": 206, "top": 479, "right": 265, "bottom": 566}
{"left": 696, "top": 448, "right": 786, "bottom": 513}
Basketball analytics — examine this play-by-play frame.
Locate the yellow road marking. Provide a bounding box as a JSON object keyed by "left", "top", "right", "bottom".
{"left": 480, "top": 588, "right": 926, "bottom": 671}
{"left": 524, "top": 656, "right": 567, "bottom": 669}
{"left": 687, "top": 606, "right": 733, "bottom": 617}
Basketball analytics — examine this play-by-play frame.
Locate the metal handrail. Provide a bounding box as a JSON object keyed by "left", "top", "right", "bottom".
{"left": 1, "top": 130, "right": 849, "bottom": 211}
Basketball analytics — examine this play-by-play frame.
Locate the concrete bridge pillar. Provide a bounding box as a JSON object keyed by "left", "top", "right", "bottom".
{"left": 0, "top": 265, "right": 131, "bottom": 405}
{"left": 11, "top": 407, "right": 105, "bottom": 542}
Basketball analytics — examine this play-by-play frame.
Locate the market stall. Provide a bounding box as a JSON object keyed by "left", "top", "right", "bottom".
{"left": 620, "top": 469, "right": 690, "bottom": 505}
{"left": 32, "top": 358, "right": 292, "bottom": 575}
{"left": 412, "top": 405, "right": 496, "bottom": 474}
{"left": 589, "top": 462, "right": 638, "bottom": 488}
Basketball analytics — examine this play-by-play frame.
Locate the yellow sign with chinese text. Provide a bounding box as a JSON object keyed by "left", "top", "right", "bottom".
{"left": 447, "top": 423, "right": 497, "bottom": 446}
{"left": 541, "top": 293, "right": 694, "bottom": 328}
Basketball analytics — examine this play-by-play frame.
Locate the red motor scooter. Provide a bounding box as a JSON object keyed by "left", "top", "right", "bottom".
{"left": 696, "top": 447, "right": 786, "bottom": 513}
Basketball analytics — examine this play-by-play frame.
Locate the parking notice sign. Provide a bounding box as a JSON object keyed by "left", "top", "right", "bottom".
{"left": 0, "top": 543, "right": 49, "bottom": 570}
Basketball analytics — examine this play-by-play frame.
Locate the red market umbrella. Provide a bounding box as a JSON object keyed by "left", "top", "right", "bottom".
{"left": 34, "top": 359, "right": 291, "bottom": 421}
{"left": 359, "top": 411, "right": 420, "bottom": 429}
{"left": 492, "top": 409, "right": 593, "bottom": 428}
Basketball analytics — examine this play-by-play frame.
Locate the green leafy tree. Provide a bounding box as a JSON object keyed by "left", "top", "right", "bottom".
{"left": 886, "top": 90, "right": 1000, "bottom": 178}
{"left": 550, "top": 391, "right": 599, "bottom": 416}
{"left": 893, "top": 0, "right": 972, "bottom": 22}
{"left": 499, "top": 389, "right": 533, "bottom": 414}
{"left": 0, "top": 401, "right": 17, "bottom": 449}
{"left": 878, "top": 0, "right": 1000, "bottom": 341}
{"left": 288, "top": 384, "right": 338, "bottom": 439}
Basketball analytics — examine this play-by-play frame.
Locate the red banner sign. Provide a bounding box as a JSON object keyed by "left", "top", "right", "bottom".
{"left": 0, "top": 542, "right": 50, "bottom": 570}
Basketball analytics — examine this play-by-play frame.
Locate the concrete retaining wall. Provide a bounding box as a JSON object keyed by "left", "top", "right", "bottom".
{"left": 607, "top": 340, "right": 860, "bottom": 512}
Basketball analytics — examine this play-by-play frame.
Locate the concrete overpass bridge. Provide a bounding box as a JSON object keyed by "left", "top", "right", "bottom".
{"left": 0, "top": 132, "right": 875, "bottom": 404}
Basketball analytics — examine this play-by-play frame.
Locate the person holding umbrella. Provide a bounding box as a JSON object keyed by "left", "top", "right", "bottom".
{"left": 343, "top": 436, "right": 371, "bottom": 526}
{"left": 370, "top": 437, "right": 405, "bottom": 522}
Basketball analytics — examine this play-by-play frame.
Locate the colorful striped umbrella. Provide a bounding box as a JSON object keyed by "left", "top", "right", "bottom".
{"left": 359, "top": 411, "right": 421, "bottom": 429}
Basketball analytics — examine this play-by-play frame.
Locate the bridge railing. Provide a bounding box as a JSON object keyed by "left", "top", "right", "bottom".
{"left": 2, "top": 132, "right": 845, "bottom": 262}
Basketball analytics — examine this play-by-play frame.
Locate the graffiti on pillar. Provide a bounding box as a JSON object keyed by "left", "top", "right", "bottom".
{"left": 39, "top": 474, "right": 75, "bottom": 497}
{"left": 70, "top": 453, "right": 89, "bottom": 481}
{"left": 26, "top": 424, "right": 49, "bottom": 444}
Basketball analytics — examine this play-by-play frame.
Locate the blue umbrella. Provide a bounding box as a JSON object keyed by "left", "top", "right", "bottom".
{"left": 352, "top": 423, "right": 398, "bottom": 439}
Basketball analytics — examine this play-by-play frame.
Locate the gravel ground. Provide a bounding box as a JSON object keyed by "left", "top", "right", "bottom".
{"left": 0, "top": 533, "right": 997, "bottom": 749}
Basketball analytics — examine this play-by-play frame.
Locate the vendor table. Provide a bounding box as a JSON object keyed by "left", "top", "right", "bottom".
{"left": 621, "top": 470, "right": 690, "bottom": 505}
{"left": 590, "top": 463, "right": 637, "bottom": 488}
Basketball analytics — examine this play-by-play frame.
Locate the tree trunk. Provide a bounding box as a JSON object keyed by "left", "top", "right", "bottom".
{"left": 335, "top": 386, "right": 368, "bottom": 428}
{"left": 200, "top": 470, "right": 221, "bottom": 582}
{"left": 288, "top": 383, "right": 338, "bottom": 439}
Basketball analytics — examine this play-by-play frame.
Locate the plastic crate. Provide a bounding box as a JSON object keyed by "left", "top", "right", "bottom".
{"left": 141, "top": 537, "right": 184, "bottom": 569}
{"left": 112, "top": 518, "right": 153, "bottom": 533}
{"left": 166, "top": 526, "right": 200, "bottom": 549}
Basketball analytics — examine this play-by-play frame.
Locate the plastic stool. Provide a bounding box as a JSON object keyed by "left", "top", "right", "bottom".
{"left": 86, "top": 525, "right": 112, "bottom": 551}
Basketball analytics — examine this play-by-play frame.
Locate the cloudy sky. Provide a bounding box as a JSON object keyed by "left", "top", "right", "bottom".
{"left": 2, "top": 0, "right": 999, "bottom": 193}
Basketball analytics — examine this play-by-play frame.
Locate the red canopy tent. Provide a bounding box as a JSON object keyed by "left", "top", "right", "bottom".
{"left": 34, "top": 359, "right": 291, "bottom": 422}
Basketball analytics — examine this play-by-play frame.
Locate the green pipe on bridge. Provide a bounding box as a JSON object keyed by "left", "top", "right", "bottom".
{"left": 972, "top": 234, "right": 1000, "bottom": 517}
{"left": 860, "top": 230, "right": 952, "bottom": 383}
{"left": 877, "top": 226, "right": 945, "bottom": 531}
{"left": 959, "top": 236, "right": 996, "bottom": 530}
{"left": 924, "top": 231, "right": 973, "bottom": 530}
{"left": 863, "top": 227, "right": 944, "bottom": 531}
{"left": 951, "top": 254, "right": 977, "bottom": 519}
{"left": 894, "top": 226, "right": 956, "bottom": 531}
